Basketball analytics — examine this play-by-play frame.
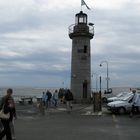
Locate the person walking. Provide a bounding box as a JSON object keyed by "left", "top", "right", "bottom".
{"left": 9, "top": 96, "right": 16, "bottom": 140}
{"left": 46, "top": 90, "right": 52, "bottom": 108}
{"left": 130, "top": 90, "right": 140, "bottom": 117}
{"left": 53, "top": 90, "right": 58, "bottom": 107}
{"left": 42, "top": 92, "right": 46, "bottom": 106}
{"left": 45, "top": 92, "right": 48, "bottom": 108}
{"left": 65, "top": 89, "right": 74, "bottom": 112}
{"left": 0, "top": 88, "right": 16, "bottom": 140}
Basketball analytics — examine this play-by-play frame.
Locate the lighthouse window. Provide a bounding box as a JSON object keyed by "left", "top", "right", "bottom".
{"left": 79, "top": 17, "right": 84, "bottom": 23}
{"left": 84, "top": 45, "right": 87, "bottom": 53}
{"left": 75, "top": 17, "right": 78, "bottom": 25}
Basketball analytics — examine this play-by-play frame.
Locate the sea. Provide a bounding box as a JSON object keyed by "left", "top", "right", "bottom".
{"left": 0, "top": 86, "right": 136, "bottom": 103}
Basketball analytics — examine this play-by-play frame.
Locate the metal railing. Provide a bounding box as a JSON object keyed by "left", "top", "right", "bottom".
{"left": 68, "top": 24, "right": 94, "bottom": 35}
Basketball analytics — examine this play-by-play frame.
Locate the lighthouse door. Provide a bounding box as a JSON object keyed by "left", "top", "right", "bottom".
{"left": 83, "top": 81, "right": 87, "bottom": 99}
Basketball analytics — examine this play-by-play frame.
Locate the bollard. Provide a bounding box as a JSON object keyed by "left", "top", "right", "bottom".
{"left": 93, "top": 92, "right": 102, "bottom": 113}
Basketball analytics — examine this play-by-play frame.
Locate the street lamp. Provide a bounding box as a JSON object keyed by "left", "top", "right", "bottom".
{"left": 100, "top": 61, "right": 109, "bottom": 93}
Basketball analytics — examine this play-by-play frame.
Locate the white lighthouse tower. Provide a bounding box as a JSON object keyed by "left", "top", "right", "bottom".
{"left": 69, "top": 11, "right": 94, "bottom": 102}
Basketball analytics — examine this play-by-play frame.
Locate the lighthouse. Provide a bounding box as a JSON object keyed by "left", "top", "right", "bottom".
{"left": 69, "top": 11, "right": 94, "bottom": 102}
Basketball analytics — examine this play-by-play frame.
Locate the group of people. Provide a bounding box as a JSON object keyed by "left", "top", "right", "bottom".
{"left": 41, "top": 89, "right": 63, "bottom": 108}
{"left": 41, "top": 89, "right": 74, "bottom": 110}
{"left": 0, "top": 88, "right": 16, "bottom": 140}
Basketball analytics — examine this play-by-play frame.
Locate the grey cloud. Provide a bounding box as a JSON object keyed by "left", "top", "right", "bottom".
{"left": 0, "top": 0, "right": 140, "bottom": 87}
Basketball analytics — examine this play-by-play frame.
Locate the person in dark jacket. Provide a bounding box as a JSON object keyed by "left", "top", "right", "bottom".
{"left": 0, "top": 88, "right": 16, "bottom": 140}
{"left": 46, "top": 90, "right": 52, "bottom": 108}
{"left": 65, "top": 89, "right": 73, "bottom": 111}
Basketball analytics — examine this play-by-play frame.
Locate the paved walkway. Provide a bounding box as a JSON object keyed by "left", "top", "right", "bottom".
{"left": 16, "top": 103, "right": 110, "bottom": 118}
{"left": 13, "top": 103, "right": 140, "bottom": 140}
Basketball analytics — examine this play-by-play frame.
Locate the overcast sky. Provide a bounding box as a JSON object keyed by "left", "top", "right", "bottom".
{"left": 0, "top": 0, "right": 140, "bottom": 89}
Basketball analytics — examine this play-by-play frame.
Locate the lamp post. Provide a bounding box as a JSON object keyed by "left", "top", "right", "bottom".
{"left": 100, "top": 61, "right": 109, "bottom": 93}
{"left": 99, "top": 76, "right": 102, "bottom": 93}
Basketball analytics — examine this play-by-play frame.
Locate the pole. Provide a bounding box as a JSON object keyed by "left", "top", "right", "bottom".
{"left": 99, "top": 76, "right": 102, "bottom": 111}
{"left": 106, "top": 62, "right": 109, "bottom": 93}
{"left": 95, "top": 74, "right": 98, "bottom": 92}
{"left": 99, "top": 76, "right": 102, "bottom": 93}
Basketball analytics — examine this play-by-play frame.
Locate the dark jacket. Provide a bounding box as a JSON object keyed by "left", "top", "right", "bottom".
{"left": 0, "top": 96, "right": 16, "bottom": 121}
{"left": 65, "top": 90, "right": 73, "bottom": 101}
{"left": 47, "top": 91, "right": 52, "bottom": 100}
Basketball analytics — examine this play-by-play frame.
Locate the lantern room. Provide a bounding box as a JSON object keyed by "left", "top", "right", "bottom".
{"left": 75, "top": 11, "right": 87, "bottom": 25}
